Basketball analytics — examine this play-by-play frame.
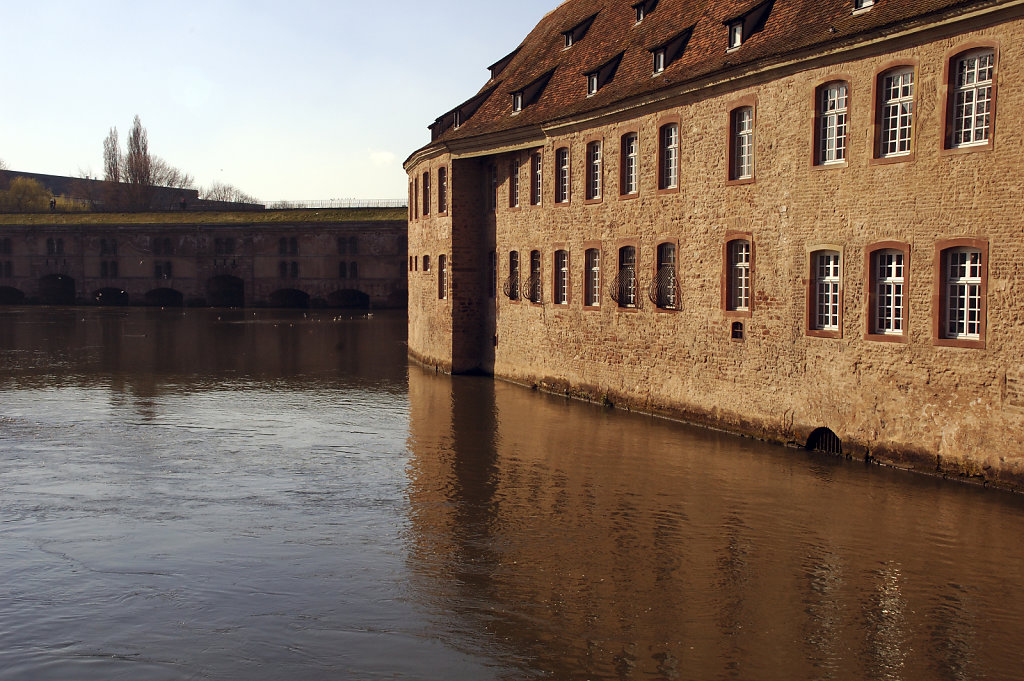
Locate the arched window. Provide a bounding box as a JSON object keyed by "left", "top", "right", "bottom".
{"left": 554, "top": 250, "right": 569, "bottom": 305}
{"left": 810, "top": 250, "right": 841, "bottom": 334}
{"left": 527, "top": 250, "right": 542, "bottom": 303}
{"left": 555, "top": 148, "right": 570, "bottom": 203}
{"left": 730, "top": 107, "right": 754, "bottom": 180}
{"left": 585, "top": 141, "right": 602, "bottom": 200}
{"left": 816, "top": 82, "right": 848, "bottom": 165}
{"left": 726, "top": 239, "right": 751, "bottom": 311}
{"left": 866, "top": 244, "right": 908, "bottom": 339}
{"left": 947, "top": 48, "right": 995, "bottom": 149}
{"left": 615, "top": 246, "right": 637, "bottom": 308}
{"left": 584, "top": 248, "right": 601, "bottom": 307}
{"left": 658, "top": 123, "right": 678, "bottom": 190}
{"left": 652, "top": 242, "right": 679, "bottom": 310}
{"left": 621, "top": 132, "right": 639, "bottom": 196}
{"left": 936, "top": 241, "right": 987, "bottom": 347}
{"left": 877, "top": 66, "right": 915, "bottom": 157}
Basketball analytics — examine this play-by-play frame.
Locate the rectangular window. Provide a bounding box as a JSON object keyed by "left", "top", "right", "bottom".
{"left": 621, "top": 133, "right": 638, "bottom": 195}
{"left": 817, "top": 83, "right": 848, "bottom": 165}
{"left": 655, "top": 243, "right": 678, "bottom": 310}
{"left": 438, "top": 167, "right": 448, "bottom": 213}
{"left": 813, "top": 251, "right": 841, "bottom": 331}
{"left": 528, "top": 250, "right": 542, "bottom": 303}
{"left": 489, "top": 164, "right": 498, "bottom": 211}
{"left": 653, "top": 49, "right": 665, "bottom": 74}
{"left": 530, "top": 152, "right": 542, "bottom": 205}
{"left": 422, "top": 171, "right": 430, "bottom": 215}
{"left": 728, "top": 240, "right": 751, "bottom": 311}
{"left": 414, "top": 177, "right": 419, "bottom": 219}
{"left": 509, "top": 157, "right": 520, "bottom": 208}
{"left": 943, "top": 248, "right": 983, "bottom": 339}
{"left": 438, "top": 254, "right": 448, "bottom": 299}
{"left": 508, "top": 251, "right": 520, "bottom": 300}
{"left": 555, "top": 148, "right": 570, "bottom": 203}
{"left": 586, "top": 141, "right": 602, "bottom": 200}
{"left": 554, "top": 250, "right": 569, "bottom": 305}
{"left": 488, "top": 251, "right": 497, "bottom": 298}
{"left": 587, "top": 73, "right": 599, "bottom": 96}
{"left": 728, "top": 22, "right": 743, "bottom": 49}
{"left": 874, "top": 250, "right": 904, "bottom": 334}
{"left": 659, "top": 124, "right": 678, "bottom": 190}
{"left": 880, "top": 68, "right": 914, "bottom": 157}
{"left": 423, "top": 254, "right": 431, "bottom": 272}
{"left": 585, "top": 248, "right": 601, "bottom": 307}
{"left": 617, "top": 246, "right": 637, "bottom": 308}
{"left": 731, "top": 107, "right": 754, "bottom": 180}
{"left": 952, "top": 51, "right": 994, "bottom": 147}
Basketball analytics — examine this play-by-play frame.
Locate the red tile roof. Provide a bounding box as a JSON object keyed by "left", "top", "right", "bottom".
{"left": 422, "top": 0, "right": 995, "bottom": 146}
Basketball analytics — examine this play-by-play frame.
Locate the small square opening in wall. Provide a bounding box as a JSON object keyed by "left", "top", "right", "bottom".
{"left": 731, "top": 321, "right": 745, "bottom": 340}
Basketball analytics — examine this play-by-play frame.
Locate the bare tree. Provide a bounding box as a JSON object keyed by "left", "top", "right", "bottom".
{"left": 201, "top": 181, "right": 259, "bottom": 205}
{"left": 0, "top": 158, "right": 8, "bottom": 170}
{"left": 102, "top": 128, "right": 121, "bottom": 183}
{"left": 152, "top": 156, "right": 195, "bottom": 190}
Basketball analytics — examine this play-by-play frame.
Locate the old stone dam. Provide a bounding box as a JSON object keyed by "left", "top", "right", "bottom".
{"left": 1, "top": 307, "right": 1022, "bottom": 680}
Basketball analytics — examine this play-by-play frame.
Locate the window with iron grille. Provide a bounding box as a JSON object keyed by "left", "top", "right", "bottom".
{"left": 526, "top": 250, "right": 542, "bottom": 303}
{"left": 615, "top": 246, "right": 637, "bottom": 308}
{"left": 812, "top": 251, "right": 841, "bottom": 331}
{"left": 879, "top": 68, "right": 914, "bottom": 157}
{"left": 506, "top": 251, "right": 520, "bottom": 300}
{"left": 652, "top": 242, "right": 679, "bottom": 309}
{"left": 952, "top": 50, "right": 994, "bottom": 148}
{"left": 586, "top": 141, "right": 602, "bottom": 200}
{"left": 817, "top": 83, "right": 848, "bottom": 165}
{"left": 488, "top": 251, "right": 497, "bottom": 298}
{"left": 585, "top": 248, "right": 600, "bottom": 307}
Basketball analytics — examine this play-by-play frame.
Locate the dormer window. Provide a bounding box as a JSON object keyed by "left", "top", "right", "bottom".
{"left": 728, "top": 21, "right": 743, "bottom": 49}
{"left": 585, "top": 53, "right": 623, "bottom": 95}
{"left": 512, "top": 92, "right": 523, "bottom": 112}
{"left": 564, "top": 32, "right": 574, "bottom": 48}
{"left": 561, "top": 14, "right": 597, "bottom": 50}
{"left": 633, "top": 0, "right": 658, "bottom": 24}
{"left": 508, "top": 70, "right": 555, "bottom": 115}
{"left": 587, "top": 74, "right": 599, "bottom": 95}
{"left": 653, "top": 49, "right": 666, "bottom": 74}
{"left": 453, "top": 110, "right": 461, "bottom": 129}
{"left": 854, "top": 0, "right": 875, "bottom": 9}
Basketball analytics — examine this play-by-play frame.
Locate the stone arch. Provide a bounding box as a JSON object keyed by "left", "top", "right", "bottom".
{"left": 806, "top": 427, "right": 843, "bottom": 456}
{"left": 93, "top": 287, "right": 130, "bottom": 306}
{"left": 269, "top": 288, "right": 311, "bottom": 308}
{"left": 145, "top": 288, "right": 184, "bottom": 307}
{"left": 207, "top": 275, "right": 244, "bottom": 307}
{"left": 38, "top": 274, "right": 76, "bottom": 306}
{"left": 0, "top": 286, "right": 26, "bottom": 305}
{"left": 327, "top": 288, "right": 370, "bottom": 309}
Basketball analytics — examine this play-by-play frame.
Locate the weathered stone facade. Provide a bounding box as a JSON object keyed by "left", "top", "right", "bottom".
{"left": 406, "top": 0, "right": 1024, "bottom": 488}
{"left": 0, "top": 209, "right": 407, "bottom": 308}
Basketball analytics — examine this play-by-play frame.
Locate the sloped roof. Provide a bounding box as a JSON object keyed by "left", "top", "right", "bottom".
{"left": 422, "top": 0, "right": 996, "bottom": 147}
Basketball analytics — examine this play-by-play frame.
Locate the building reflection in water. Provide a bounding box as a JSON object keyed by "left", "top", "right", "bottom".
{"left": 405, "top": 363, "right": 1024, "bottom": 681}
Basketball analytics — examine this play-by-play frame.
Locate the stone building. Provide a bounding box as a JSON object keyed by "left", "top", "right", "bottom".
{"left": 404, "top": 0, "right": 1024, "bottom": 487}
{"left": 0, "top": 209, "right": 407, "bottom": 308}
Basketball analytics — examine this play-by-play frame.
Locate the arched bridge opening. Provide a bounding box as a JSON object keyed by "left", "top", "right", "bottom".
{"left": 93, "top": 287, "right": 130, "bottom": 306}
{"left": 0, "top": 286, "right": 26, "bottom": 305}
{"left": 328, "top": 288, "right": 370, "bottom": 309}
{"left": 38, "top": 274, "right": 76, "bottom": 306}
{"left": 207, "top": 275, "right": 244, "bottom": 308}
{"left": 269, "top": 288, "right": 310, "bottom": 309}
{"left": 806, "top": 427, "right": 843, "bottom": 456}
{"left": 145, "top": 288, "right": 184, "bottom": 307}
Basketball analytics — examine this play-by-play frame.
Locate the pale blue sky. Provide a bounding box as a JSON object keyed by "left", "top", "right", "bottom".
{"left": 0, "top": 0, "right": 558, "bottom": 202}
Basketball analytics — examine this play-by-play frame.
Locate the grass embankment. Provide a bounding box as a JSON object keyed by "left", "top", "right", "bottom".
{"left": 0, "top": 207, "right": 407, "bottom": 226}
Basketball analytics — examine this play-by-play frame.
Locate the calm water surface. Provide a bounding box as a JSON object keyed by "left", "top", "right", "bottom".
{"left": 1, "top": 307, "right": 1023, "bottom": 681}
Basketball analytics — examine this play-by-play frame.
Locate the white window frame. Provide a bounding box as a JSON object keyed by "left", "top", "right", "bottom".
{"left": 530, "top": 152, "right": 542, "bottom": 205}
{"left": 729, "top": 240, "right": 751, "bottom": 311}
{"left": 660, "top": 123, "right": 678, "bottom": 190}
{"left": 944, "top": 248, "right": 983, "bottom": 339}
{"left": 618, "top": 246, "right": 637, "bottom": 308}
{"left": 510, "top": 156, "right": 520, "bottom": 208}
{"left": 512, "top": 92, "right": 523, "bottom": 113}
{"left": 818, "top": 83, "right": 848, "bottom": 165}
{"left": 814, "top": 251, "right": 841, "bottom": 331}
{"left": 880, "top": 68, "right": 914, "bottom": 157}
{"left": 728, "top": 22, "right": 743, "bottom": 50}
{"left": 653, "top": 49, "right": 665, "bottom": 74}
{"left": 622, "top": 133, "right": 638, "bottom": 195}
{"left": 587, "top": 73, "right": 599, "bottom": 96}
{"left": 732, "top": 107, "right": 754, "bottom": 180}
{"left": 656, "top": 242, "right": 678, "bottom": 310}
{"left": 555, "top": 147, "right": 570, "bottom": 203}
{"left": 874, "top": 249, "right": 905, "bottom": 334}
{"left": 438, "top": 254, "right": 448, "bottom": 300}
{"left": 554, "top": 250, "right": 569, "bottom": 305}
{"left": 585, "top": 248, "right": 601, "bottom": 307}
{"left": 586, "top": 141, "right": 602, "bottom": 200}
{"left": 952, "top": 50, "right": 994, "bottom": 148}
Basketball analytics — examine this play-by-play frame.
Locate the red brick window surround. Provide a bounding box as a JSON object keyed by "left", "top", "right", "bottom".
{"left": 553, "top": 249, "right": 570, "bottom": 305}
{"left": 722, "top": 233, "right": 753, "bottom": 316}
{"left": 815, "top": 81, "right": 849, "bottom": 166}
{"left": 934, "top": 238, "right": 987, "bottom": 349}
{"left": 509, "top": 156, "right": 521, "bottom": 208}
{"left": 585, "top": 140, "right": 602, "bottom": 202}
{"left": 527, "top": 249, "right": 543, "bottom": 304}
{"left": 614, "top": 245, "right": 638, "bottom": 309}
{"left": 943, "top": 45, "right": 997, "bottom": 152}
{"left": 555, "top": 147, "right": 570, "bottom": 204}
{"left": 584, "top": 247, "right": 601, "bottom": 308}
{"left": 653, "top": 241, "right": 680, "bottom": 310}
{"left": 864, "top": 241, "right": 910, "bottom": 343}
{"left": 873, "top": 63, "right": 917, "bottom": 162}
{"left": 657, "top": 121, "right": 679, "bottom": 192}
{"left": 620, "top": 131, "right": 639, "bottom": 198}
{"left": 807, "top": 248, "right": 843, "bottom": 338}
{"left": 530, "top": 151, "right": 543, "bottom": 205}
{"left": 437, "top": 167, "right": 448, "bottom": 214}
{"left": 438, "top": 254, "right": 448, "bottom": 300}
{"left": 422, "top": 171, "right": 430, "bottom": 216}
{"left": 729, "top": 106, "right": 755, "bottom": 182}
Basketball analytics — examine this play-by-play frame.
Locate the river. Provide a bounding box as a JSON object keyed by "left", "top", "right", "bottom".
{"left": 1, "top": 307, "right": 1022, "bottom": 680}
